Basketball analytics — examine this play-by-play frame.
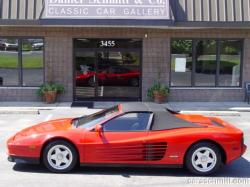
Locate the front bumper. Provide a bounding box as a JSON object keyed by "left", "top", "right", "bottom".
{"left": 8, "top": 155, "right": 40, "bottom": 164}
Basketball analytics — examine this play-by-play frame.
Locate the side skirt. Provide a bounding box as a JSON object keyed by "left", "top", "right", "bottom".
{"left": 80, "top": 163, "right": 183, "bottom": 168}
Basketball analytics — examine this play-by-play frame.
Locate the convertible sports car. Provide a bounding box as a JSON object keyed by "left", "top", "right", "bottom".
{"left": 7, "top": 102, "right": 246, "bottom": 175}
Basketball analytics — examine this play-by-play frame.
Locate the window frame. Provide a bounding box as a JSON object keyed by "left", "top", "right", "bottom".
{"left": 0, "top": 36, "right": 45, "bottom": 87}
{"left": 101, "top": 112, "right": 154, "bottom": 132}
{"left": 170, "top": 38, "right": 244, "bottom": 88}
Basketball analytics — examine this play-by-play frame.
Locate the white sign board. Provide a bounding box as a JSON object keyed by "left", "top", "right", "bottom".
{"left": 175, "top": 58, "right": 186, "bottom": 72}
{"left": 44, "top": 0, "right": 170, "bottom": 19}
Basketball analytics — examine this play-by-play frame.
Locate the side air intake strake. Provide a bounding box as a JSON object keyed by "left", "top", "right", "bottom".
{"left": 144, "top": 142, "right": 167, "bottom": 161}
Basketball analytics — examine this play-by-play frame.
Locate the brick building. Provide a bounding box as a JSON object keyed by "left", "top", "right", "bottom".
{"left": 0, "top": 0, "right": 250, "bottom": 103}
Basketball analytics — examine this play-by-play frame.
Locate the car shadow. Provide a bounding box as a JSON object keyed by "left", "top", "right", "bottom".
{"left": 13, "top": 157, "right": 250, "bottom": 178}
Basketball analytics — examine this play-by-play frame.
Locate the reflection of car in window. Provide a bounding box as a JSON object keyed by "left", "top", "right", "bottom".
{"left": 76, "top": 66, "right": 139, "bottom": 87}
{"left": 0, "top": 40, "right": 18, "bottom": 51}
{"left": 32, "top": 43, "right": 44, "bottom": 50}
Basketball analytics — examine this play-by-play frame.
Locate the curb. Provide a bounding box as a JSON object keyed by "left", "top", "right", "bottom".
{"left": 0, "top": 107, "right": 91, "bottom": 114}
{"left": 0, "top": 109, "right": 39, "bottom": 114}
{"left": 181, "top": 111, "right": 241, "bottom": 116}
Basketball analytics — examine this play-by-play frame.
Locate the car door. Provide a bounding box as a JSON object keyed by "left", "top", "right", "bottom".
{"left": 83, "top": 112, "right": 153, "bottom": 164}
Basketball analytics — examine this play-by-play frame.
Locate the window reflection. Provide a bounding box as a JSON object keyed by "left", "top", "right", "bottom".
{"left": 0, "top": 39, "right": 18, "bottom": 51}
{"left": 75, "top": 51, "right": 96, "bottom": 97}
{"left": 97, "top": 51, "right": 140, "bottom": 98}
{"left": 0, "top": 38, "right": 44, "bottom": 87}
{"left": 170, "top": 39, "right": 243, "bottom": 87}
{"left": 74, "top": 39, "right": 141, "bottom": 100}
{"left": 195, "top": 40, "right": 217, "bottom": 86}
{"left": 22, "top": 39, "right": 44, "bottom": 86}
{"left": 0, "top": 38, "right": 19, "bottom": 86}
{"left": 74, "top": 51, "right": 140, "bottom": 98}
{"left": 171, "top": 40, "right": 192, "bottom": 86}
{"left": 219, "top": 40, "right": 241, "bottom": 86}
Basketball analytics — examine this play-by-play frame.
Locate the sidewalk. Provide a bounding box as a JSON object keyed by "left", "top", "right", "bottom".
{"left": 0, "top": 101, "right": 250, "bottom": 115}
{"left": 166, "top": 102, "right": 250, "bottom": 112}
{"left": 0, "top": 102, "right": 72, "bottom": 114}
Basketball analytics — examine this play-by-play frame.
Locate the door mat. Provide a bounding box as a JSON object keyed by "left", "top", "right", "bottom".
{"left": 71, "top": 102, "right": 94, "bottom": 108}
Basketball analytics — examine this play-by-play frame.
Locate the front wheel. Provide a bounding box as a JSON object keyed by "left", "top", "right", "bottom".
{"left": 43, "top": 140, "right": 78, "bottom": 173}
{"left": 185, "top": 142, "right": 222, "bottom": 175}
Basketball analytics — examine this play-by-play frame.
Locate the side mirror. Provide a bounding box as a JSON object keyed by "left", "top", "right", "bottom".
{"left": 95, "top": 124, "right": 103, "bottom": 137}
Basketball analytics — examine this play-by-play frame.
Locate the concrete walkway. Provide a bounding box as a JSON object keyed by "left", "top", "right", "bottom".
{"left": 167, "top": 102, "right": 250, "bottom": 112}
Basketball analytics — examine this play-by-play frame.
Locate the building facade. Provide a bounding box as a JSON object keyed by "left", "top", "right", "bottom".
{"left": 0, "top": 0, "right": 250, "bottom": 102}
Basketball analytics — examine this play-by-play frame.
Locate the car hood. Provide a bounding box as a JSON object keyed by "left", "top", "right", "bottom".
{"left": 14, "top": 118, "right": 73, "bottom": 139}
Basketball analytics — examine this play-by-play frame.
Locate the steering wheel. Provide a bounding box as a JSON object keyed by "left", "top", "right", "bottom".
{"left": 131, "top": 122, "right": 141, "bottom": 130}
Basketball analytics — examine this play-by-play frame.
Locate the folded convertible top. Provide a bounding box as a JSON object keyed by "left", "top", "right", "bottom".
{"left": 121, "top": 102, "right": 200, "bottom": 130}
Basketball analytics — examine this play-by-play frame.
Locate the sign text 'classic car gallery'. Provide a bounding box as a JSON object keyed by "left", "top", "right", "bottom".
{"left": 45, "top": 0, "right": 170, "bottom": 19}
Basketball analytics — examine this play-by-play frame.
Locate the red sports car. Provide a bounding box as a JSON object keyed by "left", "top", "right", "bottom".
{"left": 7, "top": 102, "right": 246, "bottom": 175}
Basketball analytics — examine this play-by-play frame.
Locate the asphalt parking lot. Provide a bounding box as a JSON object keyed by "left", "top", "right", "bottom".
{"left": 0, "top": 109, "right": 250, "bottom": 187}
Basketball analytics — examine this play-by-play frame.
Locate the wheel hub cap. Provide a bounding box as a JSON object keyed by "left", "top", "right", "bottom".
{"left": 191, "top": 147, "right": 217, "bottom": 173}
{"left": 201, "top": 156, "right": 207, "bottom": 162}
{"left": 47, "top": 145, "right": 73, "bottom": 170}
{"left": 57, "top": 153, "right": 63, "bottom": 160}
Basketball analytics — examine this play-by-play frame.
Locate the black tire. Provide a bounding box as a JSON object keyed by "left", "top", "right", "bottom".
{"left": 88, "top": 77, "right": 95, "bottom": 87}
{"left": 130, "top": 78, "right": 139, "bottom": 87}
{"left": 185, "top": 142, "right": 222, "bottom": 175}
{"left": 43, "top": 140, "right": 78, "bottom": 173}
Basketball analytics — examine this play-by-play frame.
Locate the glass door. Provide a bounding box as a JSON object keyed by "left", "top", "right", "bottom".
{"left": 96, "top": 50, "right": 140, "bottom": 99}
{"left": 75, "top": 51, "right": 96, "bottom": 99}
{"left": 74, "top": 38, "right": 142, "bottom": 101}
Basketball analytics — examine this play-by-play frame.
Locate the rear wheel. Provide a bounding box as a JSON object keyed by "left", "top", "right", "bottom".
{"left": 43, "top": 140, "right": 78, "bottom": 173}
{"left": 185, "top": 142, "right": 222, "bottom": 175}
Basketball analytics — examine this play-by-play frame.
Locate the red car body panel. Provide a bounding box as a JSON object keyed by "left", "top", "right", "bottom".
{"left": 7, "top": 104, "right": 246, "bottom": 167}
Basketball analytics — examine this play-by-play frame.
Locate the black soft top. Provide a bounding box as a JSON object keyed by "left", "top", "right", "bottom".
{"left": 121, "top": 102, "right": 200, "bottom": 130}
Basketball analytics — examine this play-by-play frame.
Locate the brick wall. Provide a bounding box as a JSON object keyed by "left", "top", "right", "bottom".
{"left": 0, "top": 27, "right": 249, "bottom": 102}
{"left": 142, "top": 37, "right": 170, "bottom": 100}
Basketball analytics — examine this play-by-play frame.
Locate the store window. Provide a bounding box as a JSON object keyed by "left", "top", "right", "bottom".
{"left": 171, "top": 40, "right": 192, "bottom": 86}
{"left": 219, "top": 40, "right": 242, "bottom": 87}
{"left": 0, "top": 38, "right": 44, "bottom": 87}
{"left": 195, "top": 40, "right": 217, "bottom": 86}
{"left": 170, "top": 39, "right": 243, "bottom": 87}
{"left": 0, "top": 38, "right": 19, "bottom": 86}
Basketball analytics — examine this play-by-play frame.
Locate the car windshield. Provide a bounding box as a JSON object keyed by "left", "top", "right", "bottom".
{"left": 75, "top": 106, "right": 119, "bottom": 129}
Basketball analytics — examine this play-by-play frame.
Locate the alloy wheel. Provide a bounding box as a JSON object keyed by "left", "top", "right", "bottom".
{"left": 191, "top": 147, "right": 217, "bottom": 173}
{"left": 47, "top": 145, "right": 73, "bottom": 170}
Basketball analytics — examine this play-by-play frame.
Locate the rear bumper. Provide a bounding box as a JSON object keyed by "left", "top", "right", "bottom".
{"left": 8, "top": 155, "right": 40, "bottom": 164}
